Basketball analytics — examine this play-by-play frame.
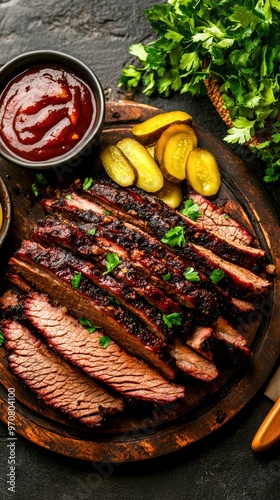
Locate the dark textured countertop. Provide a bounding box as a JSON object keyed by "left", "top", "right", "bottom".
{"left": 0, "top": 1, "right": 279, "bottom": 499}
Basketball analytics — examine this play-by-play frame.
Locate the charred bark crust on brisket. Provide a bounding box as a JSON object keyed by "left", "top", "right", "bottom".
{"left": 41, "top": 202, "right": 220, "bottom": 322}
{"left": 43, "top": 189, "right": 271, "bottom": 302}
{"left": 9, "top": 241, "right": 176, "bottom": 380}
{"left": 185, "top": 190, "right": 254, "bottom": 246}
{"left": 77, "top": 178, "right": 266, "bottom": 271}
{"left": 0, "top": 173, "right": 265, "bottom": 430}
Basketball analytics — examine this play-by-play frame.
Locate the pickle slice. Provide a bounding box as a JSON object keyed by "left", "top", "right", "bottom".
{"left": 155, "top": 178, "right": 183, "bottom": 209}
{"left": 100, "top": 145, "right": 137, "bottom": 187}
{"left": 132, "top": 110, "right": 192, "bottom": 145}
{"left": 155, "top": 123, "right": 197, "bottom": 165}
{"left": 161, "top": 132, "right": 194, "bottom": 183}
{"left": 186, "top": 148, "right": 221, "bottom": 196}
{"left": 117, "top": 137, "right": 164, "bottom": 192}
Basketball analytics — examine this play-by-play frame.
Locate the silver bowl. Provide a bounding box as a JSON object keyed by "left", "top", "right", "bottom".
{"left": 0, "top": 50, "right": 105, "bottom": 170}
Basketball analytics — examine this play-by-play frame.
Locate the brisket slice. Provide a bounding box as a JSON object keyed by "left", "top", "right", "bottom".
{"left": 5, "top": 272, "right": 32, "bottom": 294}
{"left": 3, "top": 319, "right": 124, "bottom": 426}
{"left": 9, "top": 241, "right": 175, "bottom": 380}
{"left": 8, "top": 244, "right": 220, "bottom": 382}
{"left": 32, "top": 241, "right": 172, "bottom": 341}
{"left": 24, "top": 292, "right": 185, "bottom": 402}
{"left": 32, "top": 226, "right": 192, "bottom": 341}
{"left": 43, "top": 198, "right": 219, "bottom": 322}
{"left": 44, "top": 192, "right": 270, "bottom": 301}
{"left": 189, "top": 244, "right": 271, "bottom": 301}
{"left": 214, "top": 317, "right": 252, "bottom": 363}
{"left": 186, "top": 191, "right": 254, "bottom": 246}
{"left": 33, "top": 216, "right": 255, "bottom": 322}
{"left": 169, "top": 341, "right": 218, "bottom": 382}
{"left": 0, "top": 290, "right": 21, "bottom": 312}
{"left": 186, "top": 326, "right": 215, "bottom": 362}
{"left": 78, "top": 178, "right": 265, "bottom": 271}
{"left": 32, "top": 217, "right": 180, "bottom": 314}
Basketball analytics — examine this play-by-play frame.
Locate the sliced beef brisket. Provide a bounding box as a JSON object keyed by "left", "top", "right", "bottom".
{"left": 77, "top": 178, "right": 265, "bottom": 271}
{"left": 169, "top": 341, "right": 218, "bottom": 382}
{"left": 9, "top": 241, "right": 175, "bottom": 380}
{"left": 3, "top": 320, "right": 124, "bottom": 426}
{"left": 33, "top": 216, "right": 256, "bottom": 321}
{"left": 24, "top": 292, "right": 185, "bottom": 402}
{"left": 214, "top": 317, "right": 252, "bottom": 363}
{"left": 32, "top": 218, "right": 179, "bottom": 314}
{"left": 186, "top": 326, "right": 215, "bottom": 361}
{"left": 41, "top": 201, "right": 220, "bottom": 321}
{"left": 43, "top": 192, "right": 270, "bottom": 301}
{"left": 186, "top": 191, "right": 254, "bottom": 246}
{"left": 8, "top": 243, "right": 223, "bottom": 382}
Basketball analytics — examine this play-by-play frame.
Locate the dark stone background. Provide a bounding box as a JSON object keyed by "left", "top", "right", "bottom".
{"left": 0, "top": 1, "right": 279, "bottom": 499}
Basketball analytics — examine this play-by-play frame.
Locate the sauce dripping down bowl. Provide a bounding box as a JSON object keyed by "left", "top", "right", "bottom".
{"left": 0, "top": 50, "right": 105, "bottom": 171}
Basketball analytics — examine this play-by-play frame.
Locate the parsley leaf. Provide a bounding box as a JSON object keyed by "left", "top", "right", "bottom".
{"left": 31, "top": 183, "right": 40, "bottom": 198}
{"left": 181, "top": 199, "right": 202, "bottom": 221}
{"left": 120, "top": 0, "right": 280, "bottom": 182}
{"left": 184, "top": 267, "right": 200, "bottom": 283}
{"left": 99, "top": 336, "right": 111, "bottom": 348}
{"left": 88, "top": 228, "right": 96, "bottom": 236}
{"left": 35, "top": 173, "right": 48, "bottom": 185}
{"left": 103, "top": 253, "right": 122, "bottom": 275}
{"left": 210, "top": 268, "right": 225, "bottom": 284}
{"left": 83, "top": 177, "right": 94, "bottom": 190}
{"left": 78, "top": 318, "right": 99, "bottom": 334}
{"left": 31, "top": 173, "right": 48, "bottom": 198}
{"left": 0, "top": 331, "right": 4, "bottom": 347}
{"left": 163, "top": 312, "right": 182, "bottom": 328}
{"left": 71, "top": 271, "right": 82, "bottom": 289}
{"left": 161, "top": 226, "right": 186, "bottom": 247}
{"left": 163, "top": 272, "right": 171, "bottom": 281}
{"left": 65, "top": 195, "right": 73, "bottom": 200}
{"left": 107, "top": 296, "right": 121, "bottom": 306}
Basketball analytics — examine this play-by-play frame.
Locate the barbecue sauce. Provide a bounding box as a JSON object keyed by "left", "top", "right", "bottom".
{"left": 0, "top": 65, "right": 96, "bottom": 162}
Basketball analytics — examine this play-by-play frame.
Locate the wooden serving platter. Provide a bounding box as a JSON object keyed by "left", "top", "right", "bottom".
{"left": 0, "top": 101, "right": 279, "bottom": 462}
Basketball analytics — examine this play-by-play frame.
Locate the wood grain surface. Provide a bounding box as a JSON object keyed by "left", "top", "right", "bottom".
{"left": 0, "top": 101, "right": 279, "bottom": 462}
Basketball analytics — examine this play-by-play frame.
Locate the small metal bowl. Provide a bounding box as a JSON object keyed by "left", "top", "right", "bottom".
{"left": 0, "top": 50, "right": 105, "bottom": 170}
{"left": 0, "top": 174, "right": 12, "bottom": 249}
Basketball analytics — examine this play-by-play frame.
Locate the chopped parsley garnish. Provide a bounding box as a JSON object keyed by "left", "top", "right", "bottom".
{"left": 31, "top": 183, "right": 39, "bottom": 198}
{"left": 99, "top": 336, "right": 111, "bottom": 348}
{"left": 65, "top": 195, "right": 73, "bottom": 200}
{"left": 35, "top": 173, "right": 48, "bottom": 185}
{"left": 162, "top": 312, "right": 182, "bottom": 328}
{"left": 120, "top": 0, "right": 280, "bottom": 183}
{"left": 107, "top": 296, "right": 121, "bottom": 306}
{"left": 181, "top": 199, "right": 201, "bottom": 221}
{"left": 104, "top": 209, "right": 111, "bottom": 216}
{"left": 223, "top": 214, "right": 230, "bottom": 219}
{"left": 31, "top": 173, "right": 48, "bottom": 198}
{"left": 88, "top": 228, "right": 97, "bottom": 236}
{"left": 83, "top": 177, "right": 94, "bottom": 190}
{"left": 210, "top": 268, "right": 225, "bottom": 284}
{"left": 71, "top": 271, "right": 82, "bottom": 289}
{"left": 163, "top": 272, "right": 171, "bottom": 282}
{"left": 161, "top": 226, "right": 186, "bottom": 247}
{"left": 0, "top": 331, "right": 4, "bottom": 347}
{"left": 78, "top": 318, "right": 99, "bottom": 334}
{"left": 103, "top": 253, "right": 122, "bottom": 275}
{"left": 184, "top": 267, "right": 200, "bottom": 283}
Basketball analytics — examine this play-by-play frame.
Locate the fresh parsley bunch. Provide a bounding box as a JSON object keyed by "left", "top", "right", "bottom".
{"left": 119, "top": 0, "right": 280, "bottom": 182}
